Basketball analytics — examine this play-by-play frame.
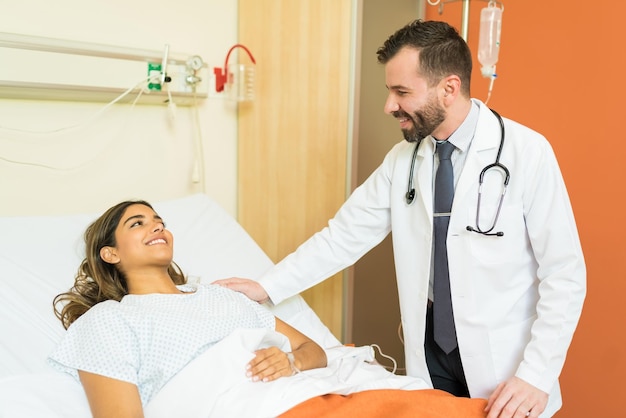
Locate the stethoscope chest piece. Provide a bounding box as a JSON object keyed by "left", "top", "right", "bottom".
{"left": 405, "top": 140, "right": 421, "bottom": 205}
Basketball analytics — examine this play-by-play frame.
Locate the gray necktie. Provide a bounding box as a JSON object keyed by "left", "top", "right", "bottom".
{"left": 433, "top": 140, "right": 457, "bottom": 354}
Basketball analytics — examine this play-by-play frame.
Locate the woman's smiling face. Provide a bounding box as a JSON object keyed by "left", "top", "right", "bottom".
{"left": 101, "top": 203, "right": 174, "bottom": 272}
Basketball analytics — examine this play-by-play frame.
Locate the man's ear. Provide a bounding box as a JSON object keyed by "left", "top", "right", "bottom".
{"left": 440, "top": 75, "right": 461, "bottom": 100}
{"left": 100, "top": 246, "right": 120, "bottom": 264}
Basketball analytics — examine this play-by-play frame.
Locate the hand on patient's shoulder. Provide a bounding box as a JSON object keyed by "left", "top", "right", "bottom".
{"left": 212, "top": 277, "right": 269, "bottom": 304}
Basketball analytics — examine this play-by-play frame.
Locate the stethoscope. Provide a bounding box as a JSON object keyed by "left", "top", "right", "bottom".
{"left": 405, "top": 108, "right": 510, "bottom": 237}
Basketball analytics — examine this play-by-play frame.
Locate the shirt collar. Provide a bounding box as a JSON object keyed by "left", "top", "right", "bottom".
{"left": 430, "top": 99, "right": 480, "bottom": 152}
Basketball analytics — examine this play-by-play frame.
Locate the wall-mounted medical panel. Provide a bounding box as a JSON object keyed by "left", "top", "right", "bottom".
{"left": 0, "top": 32, "right": 209, "bottom": 105}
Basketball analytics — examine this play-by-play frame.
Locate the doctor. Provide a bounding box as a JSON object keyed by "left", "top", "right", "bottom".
{"left": 216, "top": 20, "right": 586, "bottom": 418}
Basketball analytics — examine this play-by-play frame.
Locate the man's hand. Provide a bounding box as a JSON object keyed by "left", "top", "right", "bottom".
{"left": 485, "top": 376, "right": 548, "bottom": 418}
{"left": 212, "top": 277, "right": 270, "bottom": 303}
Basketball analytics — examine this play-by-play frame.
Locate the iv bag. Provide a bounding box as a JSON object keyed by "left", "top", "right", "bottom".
{"left": 477, "top": 2, "right": 503, "bottom": 78}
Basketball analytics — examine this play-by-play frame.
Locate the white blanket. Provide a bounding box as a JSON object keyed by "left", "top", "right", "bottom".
{"left": 145, "top": 328, "right": 429, "bottom": 418}
{"left": 0, "top": 329, "right": 428, "bottom": 418}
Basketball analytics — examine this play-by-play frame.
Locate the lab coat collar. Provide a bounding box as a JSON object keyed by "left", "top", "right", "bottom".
{"left": 453, "top": 100, "right": 504, "bottom": 210}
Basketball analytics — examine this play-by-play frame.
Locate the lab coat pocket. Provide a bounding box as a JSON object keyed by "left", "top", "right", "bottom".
{"left": 466, "top": 204, "right": 526, "bottom": 265}
{"left": 488, "top": 315, "right": 534, "bottom": 382}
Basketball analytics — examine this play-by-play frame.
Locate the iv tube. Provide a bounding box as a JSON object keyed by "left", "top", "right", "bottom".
{"left": 477, "top": 1, "right": 503, "bottom": 78}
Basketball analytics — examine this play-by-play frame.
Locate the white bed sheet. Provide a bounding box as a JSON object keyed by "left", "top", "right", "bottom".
{"left": 144, "top": 328, "right": 428, "bottom": 418}
{"left": 0, "top": 328, "right": 428, "bottom": 418}
{"left": 0, "top": 193, "right": 343, "bottom": 417}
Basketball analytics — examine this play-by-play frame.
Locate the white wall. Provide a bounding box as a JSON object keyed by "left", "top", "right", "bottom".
{"left": 0, "top": 0, "right": 239, "bottom": 216}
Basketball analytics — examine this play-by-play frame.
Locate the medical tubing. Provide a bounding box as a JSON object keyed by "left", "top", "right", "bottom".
{"left": 223, "top": 44, "right": 256, "bottom": 69}
{"left": 484, "top": 68, "right": 496, "bottom": 105}
{"left": 274, "top": 344, "right": 400, "bottom": 384}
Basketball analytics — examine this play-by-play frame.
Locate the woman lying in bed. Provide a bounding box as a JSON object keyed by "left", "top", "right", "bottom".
{"left": 48, "top": 200, "right": 327, "bottom": 418}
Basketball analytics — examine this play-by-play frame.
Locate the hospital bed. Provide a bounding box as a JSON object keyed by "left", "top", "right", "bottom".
{"left": 0, "top": 193, "right": 487, "bottom": 417}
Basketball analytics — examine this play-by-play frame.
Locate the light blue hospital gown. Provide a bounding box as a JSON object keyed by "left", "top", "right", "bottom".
{"left": 48, "top": 283, "right": 275, "bottom": 405}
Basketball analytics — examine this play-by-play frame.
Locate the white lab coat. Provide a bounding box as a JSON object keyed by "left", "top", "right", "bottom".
{"left": 260, "top": 100, "right": 586, "bottom": 417}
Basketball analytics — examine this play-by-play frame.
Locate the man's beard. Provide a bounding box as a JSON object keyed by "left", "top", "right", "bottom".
{"left": 394, "top": 99, "right": 446, "bottom": 143}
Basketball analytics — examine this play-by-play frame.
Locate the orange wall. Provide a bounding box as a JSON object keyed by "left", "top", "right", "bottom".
{"left": 427, "top": 2, "right": 625, "bottom": 416}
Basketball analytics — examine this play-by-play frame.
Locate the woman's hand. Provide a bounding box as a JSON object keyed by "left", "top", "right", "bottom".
{"left": 246, "top": 318, "right": 328, "bottom": 382}
{"left": 246, "top": 346, "right": 295, "bottom": 382}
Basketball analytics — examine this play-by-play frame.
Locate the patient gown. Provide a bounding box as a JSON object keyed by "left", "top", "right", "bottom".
{"left": 48, "top": 283, "right": 275, "bottom": 405}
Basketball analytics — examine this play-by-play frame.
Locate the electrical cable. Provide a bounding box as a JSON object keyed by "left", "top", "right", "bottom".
{"left": 165, "top": 77, "right": 177, "bottom": 123}
{"left": 0, "top": 76, "right": 152, "bottom": 135}
{"left": 370, "top": 344, "right": 398, "bottom": 374}
{"left": 190, "top": 92, "right": 206, "bottom": 192}
{"left": 0, "top": 76, "right": 151, "bottom": 170}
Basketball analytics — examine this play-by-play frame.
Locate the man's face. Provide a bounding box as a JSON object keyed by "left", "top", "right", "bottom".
{"left": 383, "top": 47, "right": 446, "bottom": 142}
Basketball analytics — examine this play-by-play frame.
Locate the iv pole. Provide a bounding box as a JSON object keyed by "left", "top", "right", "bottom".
{"left": 461, "top": 0, "right": 470, "bottom": 41}
{"left": 427, "top": 0, "right": 505, "bottom": 104}
{"left": 427, "top": 0, "right": 471, "bottom": 41}
{"left": 429, "top": 0, "right": 504, "bottom": 41}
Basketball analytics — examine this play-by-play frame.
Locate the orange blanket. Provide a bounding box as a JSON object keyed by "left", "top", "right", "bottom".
{"left": 280, "top": 389, "right": 488, "bottom": 418}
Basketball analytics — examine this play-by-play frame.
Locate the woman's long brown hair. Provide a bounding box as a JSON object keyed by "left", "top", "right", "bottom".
{"left": 53, "top": 200, "right": 186, "bottom": 329}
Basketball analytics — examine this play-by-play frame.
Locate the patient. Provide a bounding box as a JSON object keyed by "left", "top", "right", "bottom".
{"left": 48, "top": 200, "right": 327, "bottom": 418}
